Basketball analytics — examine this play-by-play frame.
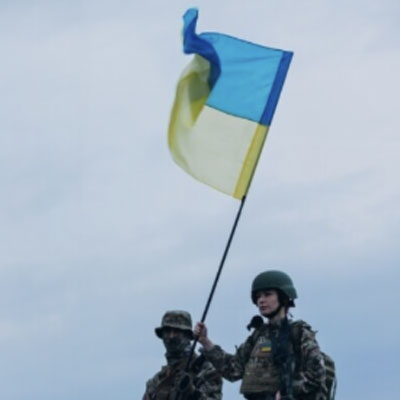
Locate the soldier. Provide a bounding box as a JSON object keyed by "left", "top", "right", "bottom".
{"left": 143, "top": 310, "right": 223, "bottom": 400}
{"left": 194, "top": 270, "right": 327, "bottom": 400}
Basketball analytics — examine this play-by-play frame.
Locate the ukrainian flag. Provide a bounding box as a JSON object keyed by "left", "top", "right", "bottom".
{"left": 169, "top": 8, "right": 293, "bottom": 199}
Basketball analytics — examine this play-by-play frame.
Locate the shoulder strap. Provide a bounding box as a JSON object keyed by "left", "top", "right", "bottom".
{"left": 289, "top": 320, "right": 304, "bottom": 353}
{"left": 288, "top": 319, "right": 314, "bottom": 370}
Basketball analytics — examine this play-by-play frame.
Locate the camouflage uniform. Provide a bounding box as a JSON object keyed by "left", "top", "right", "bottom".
{"left": 203, "top": 318, "right": 326, "bottom": 400}
{"left": 144, "top": 354, "right": 222, "bottom": 400}
{"left": 143, "top": 311, "right": 222, "bottom": 400}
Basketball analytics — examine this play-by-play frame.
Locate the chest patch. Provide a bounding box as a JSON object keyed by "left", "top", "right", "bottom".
{"left": 259, "top": 340, "right": 272, "bottom": 352}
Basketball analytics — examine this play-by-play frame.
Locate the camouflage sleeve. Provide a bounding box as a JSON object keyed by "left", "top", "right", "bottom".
{"left": 145, "top": 362, "right": 221, "bottom": 400}
{"left": 292, "top": 322, "right": 326, "bottom": 397}
{"left": 189, "top": 360, "right": 223, "bottom": 400}
{"left": 202, "top": 335, "right": 254, "bottom": 382}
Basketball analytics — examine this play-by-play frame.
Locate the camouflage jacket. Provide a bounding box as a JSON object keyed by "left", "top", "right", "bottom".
{"left": 203, "top": 320, "right": 326, "bottom": 399}
{"left": 144, "top": 353, "right": 222, "bottom": 400}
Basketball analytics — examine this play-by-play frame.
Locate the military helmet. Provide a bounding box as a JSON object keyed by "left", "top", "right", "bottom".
{"left": 251, "top": 270, "right": 297, "bottom": 305}
{"left": 155, "top": 310, "right": 194, "bottom": 339}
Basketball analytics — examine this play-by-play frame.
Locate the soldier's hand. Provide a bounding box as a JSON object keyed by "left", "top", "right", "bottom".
{"left": 194, "top": 322, "right": 207, "bottom": 340}
{"left": 275, "top": 391, "right": 281, "bottom": 400}
{"left": 194, "top": 322, "right": 214, "bottom": 351}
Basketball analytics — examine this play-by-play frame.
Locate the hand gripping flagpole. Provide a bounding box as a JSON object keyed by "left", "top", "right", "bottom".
{"left": 175, "top": 195, "right": 247, "bottom": 399}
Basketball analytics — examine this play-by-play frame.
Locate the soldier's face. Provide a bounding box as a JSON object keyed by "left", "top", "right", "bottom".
{"left": 161, "top": 327, "right": 190, "bottom": 353}
{"left": 255, "top": 289, "right": 280, "bottom": 317}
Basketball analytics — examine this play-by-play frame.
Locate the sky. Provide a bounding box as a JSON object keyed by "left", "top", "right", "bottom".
{"left": 0, "top": 0, "right": 399, "bottom": 399}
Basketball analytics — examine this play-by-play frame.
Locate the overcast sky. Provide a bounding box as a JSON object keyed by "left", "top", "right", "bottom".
{"left": 1, "top": 1, "right": 399, "bottom": 399}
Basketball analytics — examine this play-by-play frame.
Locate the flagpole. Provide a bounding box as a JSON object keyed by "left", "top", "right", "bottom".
{"left": 183, "top": 194, "right": 247, "bottom": 371}
{"left": 200, "top": 194, "right": 247, "bottom": 323}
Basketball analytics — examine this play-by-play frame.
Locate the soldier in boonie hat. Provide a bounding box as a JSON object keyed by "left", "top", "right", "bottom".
{"left": 143, "top": 310, "right": 222, "bottom": 400}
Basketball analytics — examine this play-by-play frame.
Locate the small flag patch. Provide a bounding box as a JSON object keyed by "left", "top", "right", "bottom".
{"left": 260, "top": 341, "right": 272, "bottom": 352}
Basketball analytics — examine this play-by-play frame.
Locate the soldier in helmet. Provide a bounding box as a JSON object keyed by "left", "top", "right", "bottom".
{"left": 143, "top": 310, "right": 223, "bottom": 400}
{"left": 194, "top": 271, "right": 327, "bottom": 400}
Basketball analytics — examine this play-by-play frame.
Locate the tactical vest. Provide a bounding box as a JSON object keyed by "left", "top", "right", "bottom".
{"left": 240, "top": 326, "right": 293, "bottom": 395}
{"left": 241, "top": 320, "right": 336, "bottom": 400}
